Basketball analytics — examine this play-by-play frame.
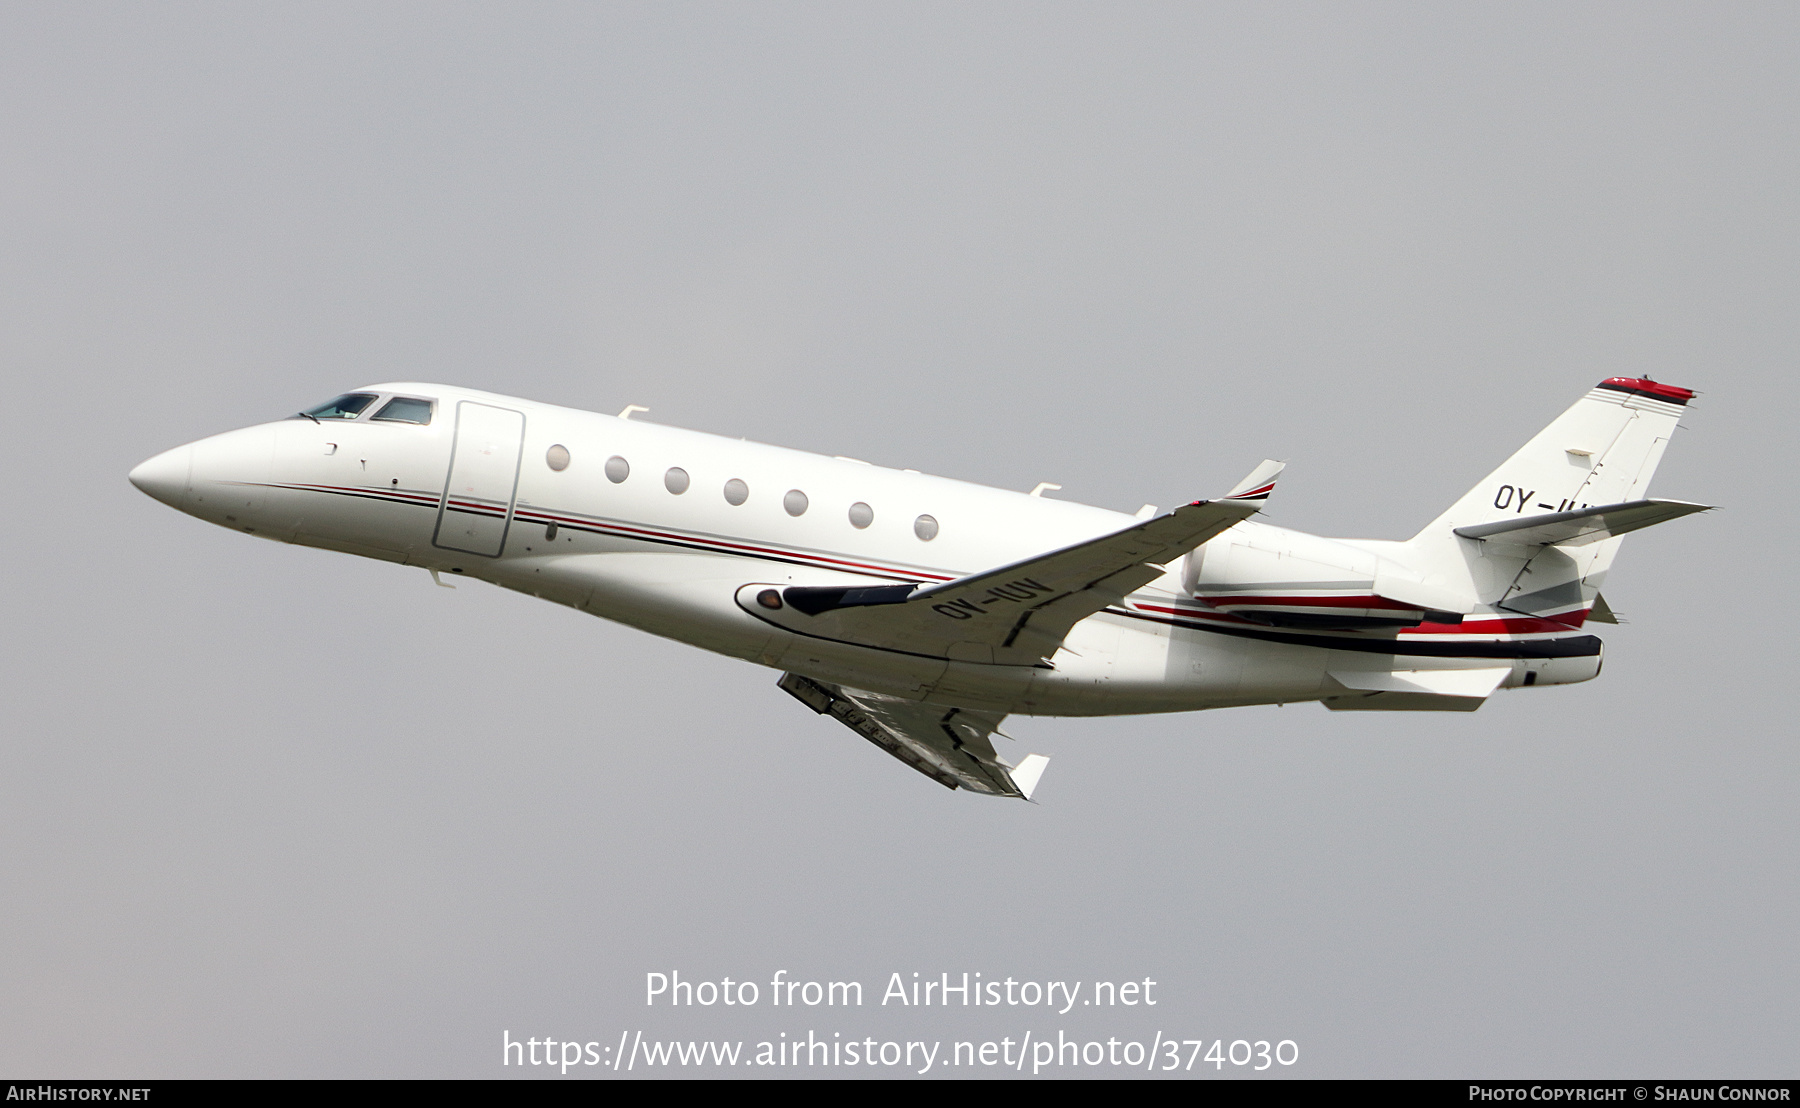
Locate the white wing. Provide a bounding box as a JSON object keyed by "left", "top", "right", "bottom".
{"left": 741, "top": 461, "right": 1283, "bottom": 666}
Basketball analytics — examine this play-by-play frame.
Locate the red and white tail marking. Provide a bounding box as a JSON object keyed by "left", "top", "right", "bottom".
{"left": 1221, "top": 459, "right": 1286, "bottom": 502}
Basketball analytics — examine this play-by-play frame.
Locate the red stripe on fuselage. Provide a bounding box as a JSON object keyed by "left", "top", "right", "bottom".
{"left": 513, "top": 505, "right": 956, "bottom": 581}
{"left": 1131, "top": 600, "right": 1586, "bottom": 637}
{"left": 266, "top": 481, "right": 956, "bottom": 581}
{"left": 1200, "top": 593, "right": 1420, "bottom": 611}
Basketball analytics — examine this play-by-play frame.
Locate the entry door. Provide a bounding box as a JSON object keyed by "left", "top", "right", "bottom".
{"left": 434, "top": 401, "right": 526, "bottom": 557}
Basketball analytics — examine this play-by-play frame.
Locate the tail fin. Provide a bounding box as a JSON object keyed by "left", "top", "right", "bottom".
{"left": 1415, "top": 378, "right": 1695, "bottom": 538}
{"left": 1396, "top": 379, "right": 1704, "bottom": 620}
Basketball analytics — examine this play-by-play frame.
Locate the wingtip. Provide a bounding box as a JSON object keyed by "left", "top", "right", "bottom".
{"left": 1223, "top": 459, "right": 1286, "bottom": 502}
{"left": 1008, "top": 754, "right": 1050, "bottom": 800}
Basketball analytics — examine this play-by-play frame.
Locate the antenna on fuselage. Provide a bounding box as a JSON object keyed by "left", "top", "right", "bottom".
{"left": 618, "top": 405, "right": 649, "bottom": 420}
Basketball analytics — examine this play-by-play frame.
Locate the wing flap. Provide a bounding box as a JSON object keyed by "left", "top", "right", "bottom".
{"left": 778, "top": 673, "right": 1044, "bottom": 798}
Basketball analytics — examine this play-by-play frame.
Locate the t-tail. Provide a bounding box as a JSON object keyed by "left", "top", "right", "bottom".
{"left": 1394, "top": 378, "right": 1712, "bottom": 627}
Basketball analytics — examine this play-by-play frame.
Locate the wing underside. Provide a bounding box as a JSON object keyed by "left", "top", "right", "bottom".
{"left": 778, "top": 673, "right": 1048, "bottom": 798}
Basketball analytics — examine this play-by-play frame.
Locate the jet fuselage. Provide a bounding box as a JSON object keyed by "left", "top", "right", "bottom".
{"left": 130, "top": 382, "right": 1626, "bottom": 719}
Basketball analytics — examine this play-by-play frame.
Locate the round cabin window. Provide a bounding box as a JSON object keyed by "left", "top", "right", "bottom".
{"left": 605, "top": 456, "right": 630, "bottom": 483}
{"left": 723, "top": 478, "right": 749, "bottom": 506}
{"left": 914, "top": 514, "right": 939, "bottom": 541}
{"left": 546, "top": 444, "right": 570, "bottom": 471}
{"left": 784, "top": 489, "right": 809, "bottom": 517}
{"left": 664, "top": 467, "right": 690, "bottom": 495}
{"left": 848, "top": 502, "right": 874, "bottom": 529}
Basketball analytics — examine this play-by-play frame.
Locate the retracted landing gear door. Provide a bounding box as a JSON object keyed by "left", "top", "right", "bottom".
{"left": 434, "top": 401, "right": 525, "bottom": 557}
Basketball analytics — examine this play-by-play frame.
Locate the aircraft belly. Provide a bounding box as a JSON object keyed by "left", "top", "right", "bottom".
{"left": 1017, "top": 617, "right": 1333, "bottom": 715}
{"left": 1162, "top": 618, "right": 1245, "bottom": 702}
{"left": 292, "top": 493, "right": 430, "bottom": 559}
{"left": 503, "top": 553, "right": 780, "bottom": 663}
{"left": 1230, "top": 636, "right": 1332, "bottom": 702}
{"left": 240, "top": 420, "right": 454, "bottom": 555}
{"left": 921, "top": 660, "right": 1037, "bottom": 712}
{"left": 771, "top": 646, "right": 953, "bottom": 705}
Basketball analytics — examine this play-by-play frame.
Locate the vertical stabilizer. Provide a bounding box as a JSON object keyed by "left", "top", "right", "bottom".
{"left": 1397, "top": 379, "right": 1697, "bottom": 619}
{"left": 1414, "top": 379, "right": 1694, "bottom": 539}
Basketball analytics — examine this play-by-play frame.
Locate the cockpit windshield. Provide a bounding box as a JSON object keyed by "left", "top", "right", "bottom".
{"left": 371, "top": 396, "right": 434, "bottom": 425}
{"left": 294, "top": 393, "right": 378, "bottom": 421}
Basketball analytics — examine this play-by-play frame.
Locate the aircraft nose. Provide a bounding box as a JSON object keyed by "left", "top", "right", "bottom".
{"left": 128, "top": 444, "right": 193, "bottom": 508}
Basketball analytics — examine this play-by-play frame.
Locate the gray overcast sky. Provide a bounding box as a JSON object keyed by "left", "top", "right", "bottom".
{"left": 1, "top": 1, "right": 1794, "bottom": 1078}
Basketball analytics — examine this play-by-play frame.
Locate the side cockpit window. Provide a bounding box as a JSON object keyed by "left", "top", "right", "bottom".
{"left": 295, "top": 393, "right": 378, "bottom": 420}
{"left": 371, "top": 396, "right": 434, "bottom": 425}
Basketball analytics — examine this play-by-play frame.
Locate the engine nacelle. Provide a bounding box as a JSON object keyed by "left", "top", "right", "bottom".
{"left": 1182, "top": 523, "right": 1469, "bottom": 629}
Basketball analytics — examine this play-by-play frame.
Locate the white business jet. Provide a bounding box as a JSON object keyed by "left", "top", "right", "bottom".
{"left": 129, "top": 378, "right": 1707, "bottom": 800}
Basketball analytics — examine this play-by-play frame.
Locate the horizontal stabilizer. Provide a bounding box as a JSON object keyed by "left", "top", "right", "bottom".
{"left": 743, "top": 462, "right": 1282, "bottom": 665}
{"left": 1454, "top": 499, "right": 1711, "bottom": 547}
{"left": 778, "top": 673, "right": 1040, "bottom": 798}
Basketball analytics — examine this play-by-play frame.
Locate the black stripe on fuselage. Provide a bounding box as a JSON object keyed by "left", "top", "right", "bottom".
{"left": 1116, "top": 608, "right": 1602, "bottom": 659}
{"left": 267, "top": 482, "right": 929, "bottom": 582}
{"left": 527, "top": 515, "right": 925, "bottom": 580}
